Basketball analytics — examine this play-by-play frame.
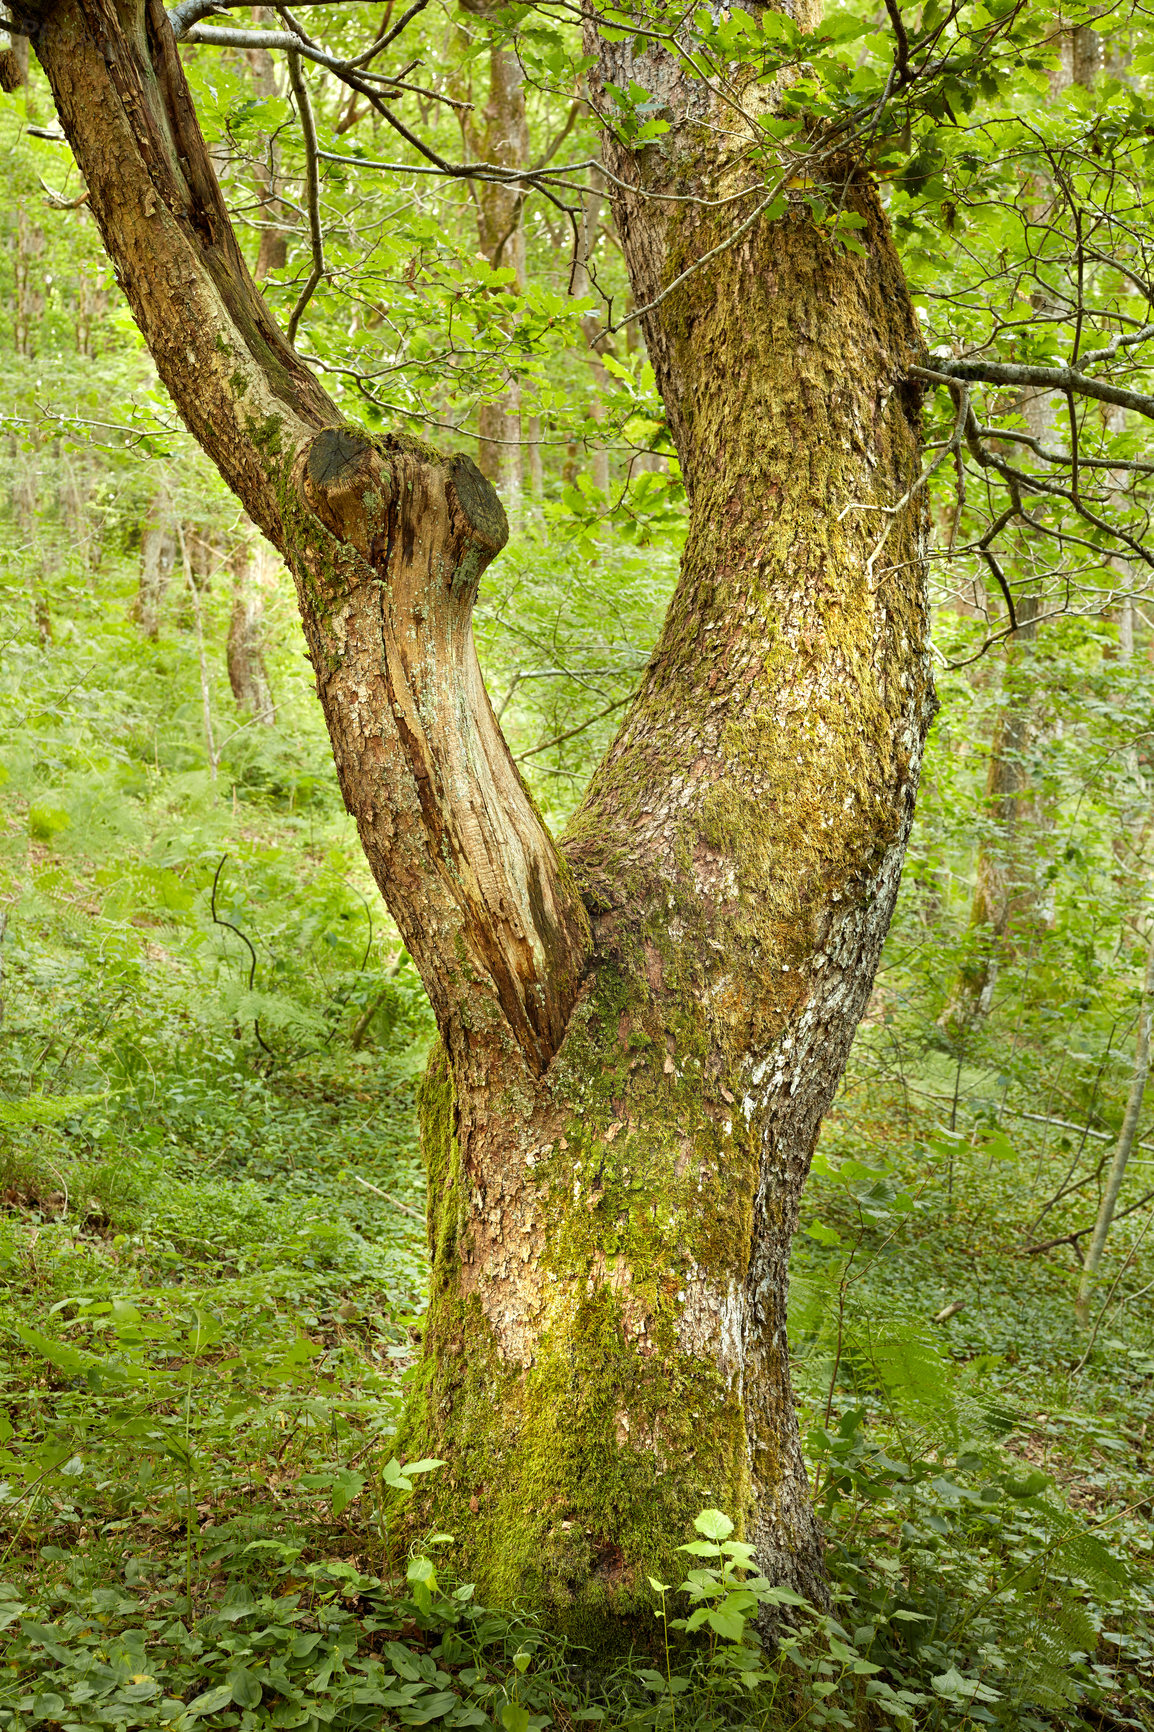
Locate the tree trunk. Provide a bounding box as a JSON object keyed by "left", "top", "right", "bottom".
{"left": 29, "top": 0, "right": 933, "bottom": 1634}
{"left": 133, "top": 488, "right": 175, "bottom": 639}
{"left": 0, "top": 30, "right": 29, "bottom": 87}
{"left": 245, "top": 14, "right": 290, "bottom": 281}
{"left": 1075, "top": 929, "right": 1154, "bottom": 1327}
{"left": 941, "top": 593, "right": 1043, "bottom": 1030}
{"left": 572, "top": 167, "right": 612, "bottom": 500}
{"left": 226, "top": 530, "right": 276, "bottom": 721}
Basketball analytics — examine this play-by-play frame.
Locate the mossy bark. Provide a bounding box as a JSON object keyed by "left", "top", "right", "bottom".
{"left": 33, "top": 0, "right": 935, "bottom": 1639}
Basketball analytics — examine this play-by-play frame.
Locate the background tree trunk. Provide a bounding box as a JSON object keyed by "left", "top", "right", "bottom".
{"left": 226, "top": 530, "right": 276, "bottom": 721}
{"left": 465, "top": 25, "right": 527, "bottom": 503}
{"left": 571, "top": 167, "right": 612, "bottom": 500}
{"left": 245, "top": 14, "right": 290, "bottom": 281}
{"left": 1075, "top": 929, "right": 1154, "bottom": 1326}
{"left": 133, "top": 488, "right": 175, "bottom": 640}
{"left": 0, "top": 29, "right": 29, "bottom": 87}
{"left": 940, "top": 593, "right": 1043, "bottom": 1030}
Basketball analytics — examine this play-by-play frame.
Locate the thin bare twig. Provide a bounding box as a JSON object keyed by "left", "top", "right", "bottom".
{"left": 285, "top": 46, "right": 324, "bottom": 345}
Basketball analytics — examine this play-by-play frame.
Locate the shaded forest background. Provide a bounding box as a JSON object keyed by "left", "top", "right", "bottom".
{"left": 2, "top": 13, "right": 1154, "bottom": 1728}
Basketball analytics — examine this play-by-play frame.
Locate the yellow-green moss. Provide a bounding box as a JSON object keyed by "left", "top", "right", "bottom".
{"left": 397, "top": 963, "right": 763, "bottom": 1647}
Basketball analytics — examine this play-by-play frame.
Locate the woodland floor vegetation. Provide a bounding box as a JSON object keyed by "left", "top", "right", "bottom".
{"left": 2, "top": 479, "right": 1154, "bottom": 1728}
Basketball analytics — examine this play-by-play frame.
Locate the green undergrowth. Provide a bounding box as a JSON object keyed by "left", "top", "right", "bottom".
{"left": 3, "top": 1017, "right": 1153, "bottom": 1729}
{"left": 1, "top": 420, "right": 1153, "bottom": 1731}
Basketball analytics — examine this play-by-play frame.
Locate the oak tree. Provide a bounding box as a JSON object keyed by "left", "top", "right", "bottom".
{"left": 22, "top": 0, "right": 936, "bottom": 1632}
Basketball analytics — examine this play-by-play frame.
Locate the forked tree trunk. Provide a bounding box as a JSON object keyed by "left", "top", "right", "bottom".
{"left": 29, "top": 0, "right": 933, "bottom": 1633}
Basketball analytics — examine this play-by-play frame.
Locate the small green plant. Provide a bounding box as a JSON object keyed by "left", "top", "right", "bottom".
{"left": 646, "top": 1510, "right": 924, "bottom": 1732}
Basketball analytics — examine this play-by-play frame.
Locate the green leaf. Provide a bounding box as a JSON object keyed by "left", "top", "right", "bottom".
{"left": 692, "top": 1509, "right": 734, "bottom": 1541}
{"left": 706, "top": 1608, "right": 746, "bottom": 1640}
{"left": 402, "top": 1691, "right": 462, "bottom": 1724}
{"left": 228, "top": 1666, "right": 263, "bottom": 1709}
{"left": 932, "top": 1667, "right": 1002, "bottom": 1704}
{"left": 186, "top": 1683, "right": 234, "bottom": 1715}
{"left": 805, "top": 1221, "right": 843, "bottom": 1246}
{"left": 500, "top": 1707, "right": 530, "bottom": 1732}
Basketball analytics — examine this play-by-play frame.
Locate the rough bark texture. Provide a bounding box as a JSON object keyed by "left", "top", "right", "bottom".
{"left": 29, "top": 0, "right": 934, "bottom": 1640}
{"left": 398, "top": 12, "right": 934, "bottom": 1634}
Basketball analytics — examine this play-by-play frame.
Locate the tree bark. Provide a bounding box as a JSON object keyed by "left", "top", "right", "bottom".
{"left": 28, "top": 0, "right": 934, "bottom": 1635}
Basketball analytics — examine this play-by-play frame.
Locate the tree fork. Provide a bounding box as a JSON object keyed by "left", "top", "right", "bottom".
{"left": 28, "top": 0, "right": 937, "bottom": 1638}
